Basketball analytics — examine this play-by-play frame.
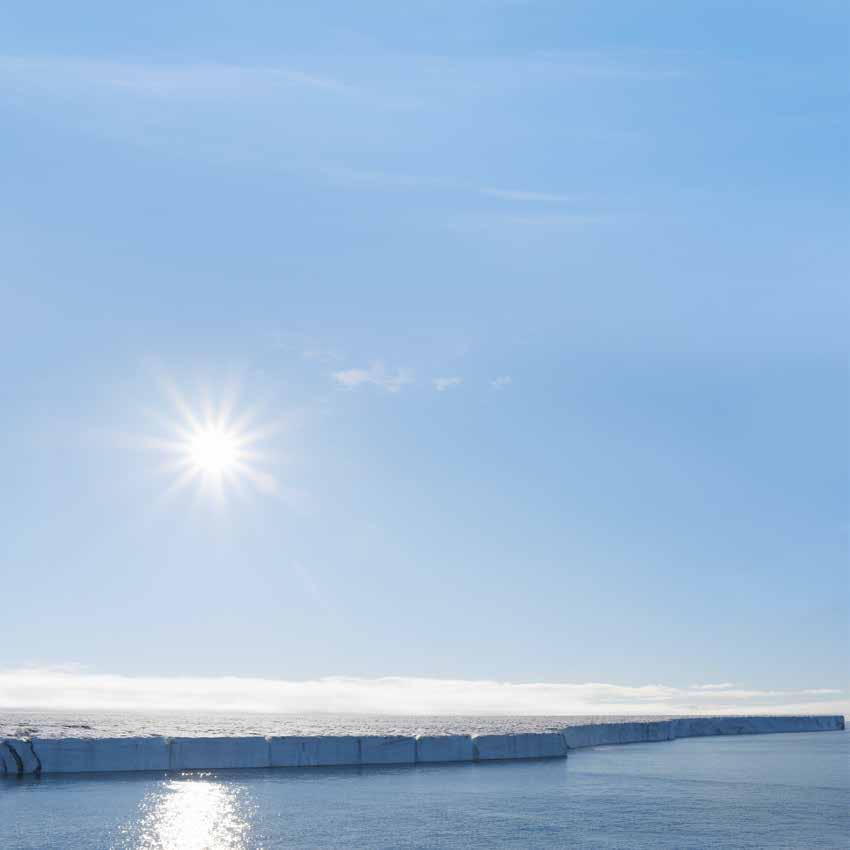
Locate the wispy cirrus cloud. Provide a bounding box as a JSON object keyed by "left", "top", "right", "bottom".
{"left": 0, "top": 49, "right": 677, "bottom": 100}
{"left": 0, "top": 56, "right": 616, "bottom": 218}
{"left": 318, "top": 169, "right": 585, "bottom": 207}
{"left": 0, "top": 668, "right": 845, "bottom": 716}
{"left": 268, "top": 330, "right": 343, "bottom": 365}
{"left": 480, "top": 188, "right": 581, "bottom": 203}
{"left": 490, "top": 375, "right": 512, "bottom": 389}
{"left": 332, "top": 362, "right": 413, "bottom": 393}
{"left": 317, "top": 165, "right": 454, "bottom": 191}
{"left": 0, "top": 56, "right": 355, "bottom": 99}
{"left": 448, "top": 212, "right": 610, "bottom": 239}
{"left": 316, "top": 166, "right": 587, "bottom": 209}
{"left": 433, "top": 376, "right": 463, "bottom": 391}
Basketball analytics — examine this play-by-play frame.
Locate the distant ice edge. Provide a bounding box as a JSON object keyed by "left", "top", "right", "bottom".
{"left": 2, "top": 715, "right": 844, "bottom": 775}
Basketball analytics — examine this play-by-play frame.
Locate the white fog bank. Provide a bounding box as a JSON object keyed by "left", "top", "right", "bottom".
{"left": 1, "top": 668, "right": 846, "bottom": 716}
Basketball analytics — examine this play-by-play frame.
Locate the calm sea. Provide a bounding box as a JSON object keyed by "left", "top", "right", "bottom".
{"left": 3, "top": 730, "right": 847, "bottom": 849}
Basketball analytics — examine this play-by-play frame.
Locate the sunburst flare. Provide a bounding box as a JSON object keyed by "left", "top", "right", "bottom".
{"left": 127, "top": 376, "right": 281, "bottom": 505}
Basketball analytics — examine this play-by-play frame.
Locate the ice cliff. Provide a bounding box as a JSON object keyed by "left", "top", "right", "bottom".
{"left": 1, "top": 715, "right": 843, "bottom": 776}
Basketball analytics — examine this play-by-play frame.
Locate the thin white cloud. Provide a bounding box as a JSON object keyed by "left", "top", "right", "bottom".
{"left": 0, "top": 57, "right": 353, "bottom": 99}
{"left": 433, "top": 376, "right": 463, "bottom": 391}
{"left": 319, "top": 165, "right": 454, "bottom": 191}
{"left": 319, "top": 171, "right": 588, "bottom": 206}
{"left": 0, "top": 58, "right": 624, "bottom": 216}
{"left": 450, "top": 211, "right": 610, "bottom": 235}
{"left": 321, "top": 171, "right": 583, "bottom": 206}
{"left": 0, "top": 49, "right": 675, "bottom": 96}
{"left": 268, "top": 331, "right": 342, "bottom": 364}
{"left": 0, "top": 668, "right": 845, "bottom": 716}
{"left": 332, "top": 362, "right": 413, "bottom": 393}
{"left": 490, "top": 375, "right": 512, "bottom": 389}
{"left": 480, "top": 188, "right": 581, "bottom": 203}
{"left": 301, "top": 347, "right": 342, "bottom": 365}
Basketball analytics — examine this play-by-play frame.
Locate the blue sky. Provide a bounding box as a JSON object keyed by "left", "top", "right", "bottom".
{"left": 1, "top": 1, "right": 847, "bottom": 714}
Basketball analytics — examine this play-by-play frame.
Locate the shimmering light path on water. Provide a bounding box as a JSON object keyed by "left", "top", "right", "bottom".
{"left": 3, "top": 732, "right": 848, "bottom": 850}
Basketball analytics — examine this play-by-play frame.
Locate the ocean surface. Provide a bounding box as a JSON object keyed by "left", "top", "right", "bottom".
{"left": 3, "top": 727, "right": 847, "bottom": 849}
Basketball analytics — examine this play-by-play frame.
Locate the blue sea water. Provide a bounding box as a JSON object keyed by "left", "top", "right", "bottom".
{"left": 3, "top": 731, "right": 848, "bottom": 849}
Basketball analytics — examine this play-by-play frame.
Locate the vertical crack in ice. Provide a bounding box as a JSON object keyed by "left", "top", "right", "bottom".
{"left": 2, "top": 742, "right": 23, "bottom": 775}
{"left": 25, "top": 739, "right": 42, "bottom": 775}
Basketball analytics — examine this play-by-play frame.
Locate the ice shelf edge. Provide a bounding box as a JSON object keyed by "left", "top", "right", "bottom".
{"left": 2, "top": 715, "right": 844, "bottom": 775}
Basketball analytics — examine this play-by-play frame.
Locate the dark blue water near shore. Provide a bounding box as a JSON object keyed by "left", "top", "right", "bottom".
{"left": 4, "top": 731, "right": 848, "bottom": 849}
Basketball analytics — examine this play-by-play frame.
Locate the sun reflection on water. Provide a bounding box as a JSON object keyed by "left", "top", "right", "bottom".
{"left": 122, "top": 775, "right": 258, "bottom": 850}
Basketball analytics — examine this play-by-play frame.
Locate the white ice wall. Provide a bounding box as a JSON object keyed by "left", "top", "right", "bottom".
{"left": 168, "top": 737, "right": 270, "bottom": 770}
{"left": 473, "top": 732, "right": 567, "bottom": 760}
{"left": 269, "top": 735, "right": 360, "bottom": 767}
{"left": 2, "top": 715, "right": 844, "bottom": 775}
{"left": 563, "top": 720, "right": 675, "bottom": 749}
{"left": 562, "top": 715, "right": 845, "bottom": 749}
{"left": 416, "top": 735, "right": 474, "bottom": 763}
{"left": 360, "top": 736, "right": 416, "bottom": 765}
{"left": 33, "top": 737, "right": 170, "bottom": 773}
{"left": 670, "top": 715, "right": 844, "bottom": 738}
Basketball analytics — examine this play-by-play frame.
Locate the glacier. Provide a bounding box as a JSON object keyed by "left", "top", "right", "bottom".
{"left": 1, "top": 715, "right": 843, "bottom": 775}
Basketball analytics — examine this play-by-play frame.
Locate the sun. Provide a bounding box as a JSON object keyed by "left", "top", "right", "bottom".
{"left": 187, "top": 426, "right": 240, "bottom": 475}
{"left": 130, "top": 376, "right": 280, "bottom": 505}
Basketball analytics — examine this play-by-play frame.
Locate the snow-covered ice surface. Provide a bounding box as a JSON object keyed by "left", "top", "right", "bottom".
{"left": 0, "top": 711, "right": 667, "bottom": 740}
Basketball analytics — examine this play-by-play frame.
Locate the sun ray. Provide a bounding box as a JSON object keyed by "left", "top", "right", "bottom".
{"left": 160, "top": 465, "right": 203, "bottom": 502}
{"left": 158, "top": 376, "right": 204, "bottom": 434}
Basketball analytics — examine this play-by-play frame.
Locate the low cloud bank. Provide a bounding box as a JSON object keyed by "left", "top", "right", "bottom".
{"left": 0, "top": 668, "right": 845, "bottom": 716}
